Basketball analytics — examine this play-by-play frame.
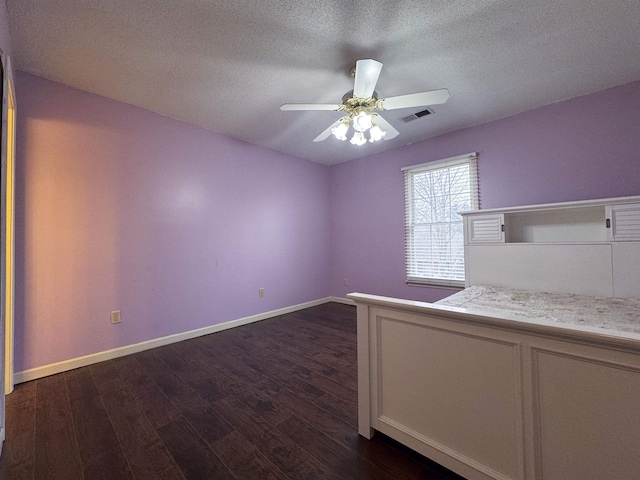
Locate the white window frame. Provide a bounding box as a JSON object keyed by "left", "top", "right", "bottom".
{"left": 403, "top": 153, "right": 479, "bottom": 287}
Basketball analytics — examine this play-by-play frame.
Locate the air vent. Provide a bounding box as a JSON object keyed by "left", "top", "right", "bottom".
{"left": 401, "top": 108, "right": 434, "bottom": 123}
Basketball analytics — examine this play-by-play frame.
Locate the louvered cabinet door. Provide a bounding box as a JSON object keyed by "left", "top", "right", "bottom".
{"left": 465, "top": 213, "right": 505, "bottom": 244}
{"left": 606, "top": 203, "right": 640, "bottom": 241}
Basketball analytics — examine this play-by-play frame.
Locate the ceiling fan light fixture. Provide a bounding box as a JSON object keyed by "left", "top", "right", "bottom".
{"left": 350, "top": 131, "right": 367, "bottom": 146}
{"left": 352, "top": 112, "right": 373, "bottom": 132}
{"left": 369, "top": 124, "right": 385, "bottom": 142}
{"left": 331, "top": 121, "right": 349, "bottom": 141}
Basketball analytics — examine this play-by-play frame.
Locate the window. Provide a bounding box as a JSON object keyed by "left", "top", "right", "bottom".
{"left": 403, "top": 153, "right": 478, "bottom": 287}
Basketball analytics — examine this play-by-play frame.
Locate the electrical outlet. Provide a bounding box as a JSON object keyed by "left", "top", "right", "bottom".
{"left": 110, "top": 310, "right": 121, "bottom": 324}
{"left": 344, "top": 278, "right": 349, "bottom": 286}
{"left": 258, "top": 288, "right": 265, "bottom": 298}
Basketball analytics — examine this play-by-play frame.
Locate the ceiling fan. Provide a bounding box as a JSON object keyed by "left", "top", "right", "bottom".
{"left": 280, "top": 59, "right": 450, "bottom": 145}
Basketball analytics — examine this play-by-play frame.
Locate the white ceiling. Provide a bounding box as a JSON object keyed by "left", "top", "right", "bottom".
{"left": 6, "top": 0, "right": 640, "bottom": 165}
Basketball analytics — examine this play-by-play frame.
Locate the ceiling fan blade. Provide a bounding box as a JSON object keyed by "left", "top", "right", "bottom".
{"left": 378, "top": 88, "right": 450, "bottom": 110}
{"left": 372, "top": 114, "right": 399, "bottom": 140}
{"left": 313, "top": 119, "right": 344, "bottom": 142}
{"left": 280, "top": 104, "right": 342, "bottom": 111}
{"left": 353, "top": 59, "right": 383, "bottom": 99}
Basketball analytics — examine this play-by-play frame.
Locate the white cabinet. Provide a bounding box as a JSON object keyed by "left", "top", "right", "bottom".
{"left": 350, "top": 293, "right": 640, "bottom": 480}
{"left": 466, "top": 213, "right": 504, "bottom": 243}
{"left": 463, "top": 197, "right": 640, "bottom": 246}
{"left": 460, "top": 196, "right": 640, "bottom": 298}
{"left": 606, "top": 203, "right": 640, "bottom": 241}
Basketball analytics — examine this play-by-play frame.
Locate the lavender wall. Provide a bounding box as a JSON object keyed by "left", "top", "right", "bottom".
{"left": 14, "top": 72, "right": 331, "bottom": 372}
{"left": 329, "top": 80, "right": 640, "bottom": 301}
{"left": 0, "top": 0, "right": 11, "bottom": 56}
{"left": 13, "top": 68, "right": 640, "bottom": 373}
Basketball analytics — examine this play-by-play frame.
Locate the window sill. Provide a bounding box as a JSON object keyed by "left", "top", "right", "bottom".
{"left": 406, "top": 281, "right": 465, "bottom": 291}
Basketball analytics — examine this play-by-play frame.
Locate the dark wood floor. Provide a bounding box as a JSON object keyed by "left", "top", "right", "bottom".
{"left": 0, "top": 302, "right": 465, "bottom": 479}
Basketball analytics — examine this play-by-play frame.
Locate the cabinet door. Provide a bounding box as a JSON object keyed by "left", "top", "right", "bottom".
{"left": 606, "top": 203, "right": 640, "bottom": 241}
{"left": 465, "top": 214, "right": 505, "bottom": 243}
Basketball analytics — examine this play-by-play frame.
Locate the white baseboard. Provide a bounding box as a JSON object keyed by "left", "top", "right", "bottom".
{"left": 330, "top": 296, "right": 356, "bottom": 306}
{"left": 14, "top": 297, "right": 334, "bottom": 384}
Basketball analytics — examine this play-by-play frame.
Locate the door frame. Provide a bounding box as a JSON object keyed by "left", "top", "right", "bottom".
{"left": 1, "top": 52, "right": 16, "bottom": 401}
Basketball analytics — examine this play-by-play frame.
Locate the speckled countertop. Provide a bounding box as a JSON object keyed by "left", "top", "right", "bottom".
{"left": 435, "top": 285, "right": 640, "bottom": 335}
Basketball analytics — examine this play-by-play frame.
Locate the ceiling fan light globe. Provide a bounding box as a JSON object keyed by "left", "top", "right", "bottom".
{"left": 332, "top": 122, "right": 349, "bottom": 141}
{"left": 350, "top": 131, "right": 367, "bottom": 146}
{"left": 352, "top": 112, "right": 373, "bottom": 132}
{"left": 369, "top": 125, "right": 385, "bottom": 142}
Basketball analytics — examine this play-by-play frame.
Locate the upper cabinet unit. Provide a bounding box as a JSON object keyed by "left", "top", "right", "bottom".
{"left": 461, "top": 196, "right": 640, "bottom": 245}
{"left": 460, "top": 195, "right": 640, "bottom": 298}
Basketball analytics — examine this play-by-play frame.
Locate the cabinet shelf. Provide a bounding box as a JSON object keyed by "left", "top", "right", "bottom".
{"left": 505, "top": 206, "right": 605, "bottom": 243}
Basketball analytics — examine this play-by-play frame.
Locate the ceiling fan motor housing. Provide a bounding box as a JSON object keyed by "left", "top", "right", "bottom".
{"left": 341, "top": 90, "right": 379, "bottom": 115}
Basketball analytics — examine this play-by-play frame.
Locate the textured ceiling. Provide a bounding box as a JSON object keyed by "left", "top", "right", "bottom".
{"left": 6, "top": 0, "right": 640, "bottom": 165}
